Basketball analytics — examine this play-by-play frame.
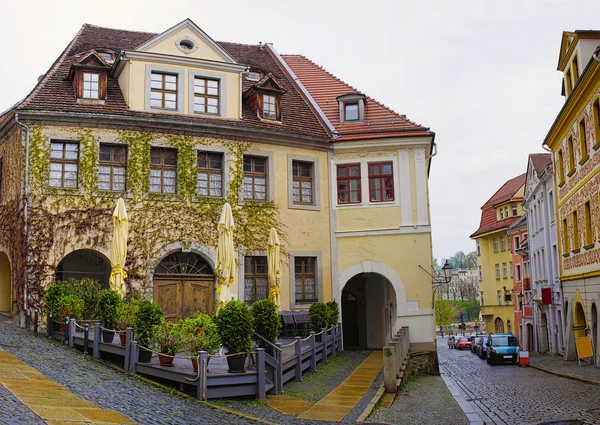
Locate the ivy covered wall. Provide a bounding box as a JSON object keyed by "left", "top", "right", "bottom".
{"left": 23, "top": 125, "right": 287, "bottom": 311}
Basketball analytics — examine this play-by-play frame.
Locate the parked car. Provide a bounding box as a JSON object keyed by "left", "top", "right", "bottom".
{"left": 471, "top": 336, "right": 483, "bottom": 354}
{"left": 455, "top": 336, "right": 472, "bottom": 350}
{"left": 447, "top": 335, "right": 456, "bottom": 349}
{"left": 486, "top": 333, "right": 520, "bottom": 365}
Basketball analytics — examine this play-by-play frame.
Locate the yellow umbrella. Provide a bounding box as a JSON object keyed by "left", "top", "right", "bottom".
{"left": 109, "top": 198, "right": 128, "bottom": 297}
{"left": 216, "top": 202, "right": 235, "bottom": 311}
{"left": 267, "top": 228, "right": 281, "bottom": 310}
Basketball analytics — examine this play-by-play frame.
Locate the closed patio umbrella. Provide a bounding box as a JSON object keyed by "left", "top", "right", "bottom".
{"left": 216, "top": 203, "right": 235, "bottom": 311}
{"left": 267, "top": 228, "right": 281, "bottom": 310}
{"left": 109, "top": 198, "right": 128, "bottom": 297}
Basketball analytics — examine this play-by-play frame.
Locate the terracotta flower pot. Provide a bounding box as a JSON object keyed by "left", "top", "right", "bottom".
{"left": 158, "top": 353, "right": 174, "bottom": 367}
{"left": 191, "top": 355, "right": 211, "bottom": 372}
{"left": 119, "top": 333, "right": 127, "bottom": 345}
{"left": 59, "top": 322, "right": 66, "bottom": 332}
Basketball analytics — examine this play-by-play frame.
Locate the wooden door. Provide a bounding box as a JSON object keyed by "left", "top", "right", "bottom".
{"left": 154, "top": 279, "right": 182, "bottom": 322}
{"left": 182, "top": 279, "right": 214, "bottom": 318}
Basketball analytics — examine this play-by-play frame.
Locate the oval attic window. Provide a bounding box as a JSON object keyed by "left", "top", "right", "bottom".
{"left": 178, "top": 39, "right": 195, "bottom": 53}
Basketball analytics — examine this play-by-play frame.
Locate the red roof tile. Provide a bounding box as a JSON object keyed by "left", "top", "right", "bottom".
{"left": 471, "top": 173, "right": 526, "bottom": 238}
{"left": 281, "top": 55, "right": 433, "bottom": 141}
{"left": 16, "top": 24, "right": 329, "bottom": 141}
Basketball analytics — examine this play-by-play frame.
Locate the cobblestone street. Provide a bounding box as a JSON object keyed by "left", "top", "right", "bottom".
{"left": 438, "top": 337, "right": 600, "bottom": 425}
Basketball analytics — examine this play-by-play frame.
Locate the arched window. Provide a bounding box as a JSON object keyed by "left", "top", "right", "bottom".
{"left": 56, "top": 249, "right": 111, "bottom": 288}
{"left": 154, "top": 251, "right": 213, "bottom": 276}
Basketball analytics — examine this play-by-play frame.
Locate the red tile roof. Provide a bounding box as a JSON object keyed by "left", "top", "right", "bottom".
{"left": 529, "top": 153, "right": 552, "bottom": 176}
{"left": 15, "top": 24, "right": 329, "bottom": 141}
{"left": 470, "top": 173, "right": 526, "bottom": 238}
{"left": 281, "top": 55, "right": 434, "bottom": 141}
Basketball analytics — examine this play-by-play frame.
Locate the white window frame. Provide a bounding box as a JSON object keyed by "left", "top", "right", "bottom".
{"left": 476, "top": 240, "right": 481, "bottom": 256}
{"left": 188, "top": 70, "right": 227, "bottom": 118}
{"left": 196, "top": 145, "right": 230, "bottom": 198}
{"left": 145, "top": 65, "right": 185, "bottom": 113}
{"left": 516, "top": 264, "right": 522, "bottom": 282}
{"left": 495, "top": 264, "right": 500, "bottom": 279}
{"left": 287, "top": 154, "right": 320, "bottom": 211}
{"left": 478, "top": 265, "right": 482, "bottom": 281}
{"left": 239, "top": 150, "right": 274, "bottom": 204}
{"left": 502, "top": 262, "right": 507, "bottom": 278}
{"left": 82, "top": 72, "right": 99, "bottom": 99}
{"left": 289, "top": 251, "right": 323, "bottom": 309}
{"left": 238, "top": 250, "right": 268, "bottom": 304}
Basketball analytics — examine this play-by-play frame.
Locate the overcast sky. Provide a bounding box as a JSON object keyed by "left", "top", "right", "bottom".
{"left": 1, "top": 1, "right": 598, "bottom": 261}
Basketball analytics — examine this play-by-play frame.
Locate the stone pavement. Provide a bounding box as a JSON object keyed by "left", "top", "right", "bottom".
{"left": 529, "top": 352, "right": 600, "bottom": 384}
{"left": 0, "top": 350, "right": 133, "bottom": 424}
{"left": 438, "top": 336, "right": 600, "bottom": 424}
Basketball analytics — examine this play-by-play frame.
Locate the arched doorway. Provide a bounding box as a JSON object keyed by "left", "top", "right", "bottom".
{"left": 341, "top": 273, "right": 396, "bottom": 349}
{"left": 495, "top": 317, "right": 504, "bottom": 333}
{"left": 541, "top": 313, "right": 549, "bottom": 352}
{"left": 574, "top": 302, "right": 587, "bottom": 339}
{"left": 153, "top": 250, "right": 215, "bottom": 321}
{"left": 527, "top": 323, "right": 534, "bottom": 350}
{"left": 0, "top": 252, "right": 11, "bottom": 314}
{"left": 56, "top": 249, "right": 111, "bottom": 288}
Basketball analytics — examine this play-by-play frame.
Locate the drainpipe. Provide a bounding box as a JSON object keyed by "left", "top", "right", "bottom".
{"left": 14, "top": 113, "right": 30, "bottom": 319}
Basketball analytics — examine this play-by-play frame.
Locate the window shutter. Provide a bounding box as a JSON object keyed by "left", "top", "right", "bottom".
{"left": 98, "top": 72, "right": 107, "bottom": 100}
{"left": 256, "top": 94, "right": 264, "bottom": 118}
{"left": 74, "top": 70, "right": 84, "bottom": 98}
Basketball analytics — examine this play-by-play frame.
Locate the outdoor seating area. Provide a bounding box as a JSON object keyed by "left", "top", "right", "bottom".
{"left": 279, "top": 310, "right": 310, "bottom": 337}
{"left": 46, "top": 316, "right": 343, "bottom": 401}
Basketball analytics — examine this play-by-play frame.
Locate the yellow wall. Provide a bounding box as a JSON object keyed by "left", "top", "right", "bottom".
{"left": 145, "top": 27, "right": 225, "bottom": 62}
{"left": 123, "top": 59, "right": 242, "bottom": 119}
{"left": 336, "top": 206, "right": 400, "bottom": 232}
{"left": 35, "top": 126, "right": 331, "bottom": 311}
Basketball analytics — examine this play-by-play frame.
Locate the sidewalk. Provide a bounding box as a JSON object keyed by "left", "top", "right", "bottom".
{"left": 529, "top": 352, "right": 600, "bottom": 384}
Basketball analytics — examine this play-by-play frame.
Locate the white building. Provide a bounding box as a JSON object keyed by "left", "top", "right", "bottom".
{"left": 524, "top": 153, "right": 564, "bottom": 355}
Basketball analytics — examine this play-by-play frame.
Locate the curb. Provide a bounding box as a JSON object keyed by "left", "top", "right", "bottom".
{"left": 356, "top": 384, "right": 385, "bottom": 422}
{"left": 528, "top": 364, "right": 600, "bottom": 386}
{"left": 439, "top": 371, "right": 486, "bottom": 425}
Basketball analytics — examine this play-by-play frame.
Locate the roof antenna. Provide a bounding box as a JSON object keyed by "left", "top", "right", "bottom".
{"left": 259, "top": 41, "right": 263, "bottom": 49}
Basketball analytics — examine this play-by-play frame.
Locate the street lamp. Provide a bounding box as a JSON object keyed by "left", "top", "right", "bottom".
{"left": 419, "top": 260, "right": 454, "bottom": 307}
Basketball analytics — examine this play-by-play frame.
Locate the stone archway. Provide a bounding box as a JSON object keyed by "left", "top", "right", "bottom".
{"left": 341, "top": 273, "right": 397, "bottom": 349}
{"left": 153, "top": 250, "right": 215, "bottom": 321}
{"left": 56, "top": 249, "right": 111, "bottom": 288}
{"left": 0, "top": 252, "right": 11, "bottom": 314}
{"left": 495, "top": 317, "right": 504, "bottom": 333}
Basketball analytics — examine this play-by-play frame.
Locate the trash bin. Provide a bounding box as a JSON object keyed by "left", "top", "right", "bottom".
{"left": 519, "top": 350, "right": 529, "bottom": 366}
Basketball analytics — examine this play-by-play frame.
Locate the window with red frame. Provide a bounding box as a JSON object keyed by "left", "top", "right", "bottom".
{"left": 368, "top": 162, "right": 394, "bottom": 202}
{"left": 337, "top": 164, "right": 361, "bottom": 204}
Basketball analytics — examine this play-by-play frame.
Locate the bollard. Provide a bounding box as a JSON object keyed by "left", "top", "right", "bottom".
{"left": 25, "top": 311, "right": 30, "bottom": 330}
{"left": 83, "top": 324, "right": 89, "bottom": 355}
{"left": 131, "top": 341, "right": 139, "bottom": 374}
{"left": 383, "top": 345, "right": 397, "bottom": 393}
{"left": 64, "top": 318, "right": 70, "bottom": 345}
{"left": 256, "top": 349, "right": 266, "bottom": 400}
{"left": 68, "top": 319, "right": 76, "bottom": 348}
{"left": 47, "top": 313, "right": 52, "bottom": 338}
{"left": 34, "top": 308, "right": 38, "bottom": 334}
{"left": 309, "top": 331, "right": 317, "bottom": 373}
{"left": 339, "top": 322, "right": 344, "bottom": 351}
{"left": 124, "top": 327, "right": 133, "bottom": 373}
{"left": 294, "top": 337, "right": 303, "bottom": 382}
{"left": 197, "top": 351, "right": 208, "bottom": 401}
{"left": 93, "top": 323, "right": 101, "bottom": 359}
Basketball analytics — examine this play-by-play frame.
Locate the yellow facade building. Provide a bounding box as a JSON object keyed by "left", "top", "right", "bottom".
{"left": 544, "top": 30, "right": 600, "bottom": 361}
{"left": 471, "top": 174, "right": 526, "bottom": 334}
{"left": 0, "top": 20, "right": 438, "bottom": 350}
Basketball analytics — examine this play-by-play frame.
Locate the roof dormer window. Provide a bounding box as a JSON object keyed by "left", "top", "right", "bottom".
{"left": 337, "top": 93, "right": 366, "bottom": 124}
{"left": 263, "top": 95, "right": 277, "bottom": 120}
{"left": 345, "top": 103, "right": 359, "bottom": 121}
{"left": 83, "top": 73, "right": 99, "bottom": 99}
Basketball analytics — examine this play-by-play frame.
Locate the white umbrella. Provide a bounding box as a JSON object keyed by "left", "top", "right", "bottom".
{"left": 216, "top": 203, "right": 235, "bottom": 311}
{"left": 267, "top": 228, "right": 281, "bottom": 310}
{"left": 109, "top": 198, "right": 128, "bottom": 297}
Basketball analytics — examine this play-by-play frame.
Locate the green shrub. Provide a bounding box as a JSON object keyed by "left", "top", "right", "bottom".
{"left": 179, "top": 312, "right": 221, "bottom": 355}
{"left": 309, "top": 302, "right": 329, "bottom": 331}
{"left": 154, "top": 321, "right": 181, "bottom": 355}
{"left": 134, "top": 300, "right": 163, "bottom": 348}
{"left": 43, "top": 283, "right": 69, "bottom": 318}
{"left": 251, "top": 299, "right": 281, "bottom": 348}
{"left": 98, "top": 289, "right": 122, "bottom": 330}
{"left": 216, "top": 300, "right": 253, "bottom": 354}
{"left": 55, "top": 294, "right": 84, "bottom": 321}
{"left": 326, "top": 301, "right": 339, "bottom": 326}
{"left": 117, "top": 299, "right": 139, "bottom": 330}
{"left": 61, "top": 278, "right": 102, "bottom": 320}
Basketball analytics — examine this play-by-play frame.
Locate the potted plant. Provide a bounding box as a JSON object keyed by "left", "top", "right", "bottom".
{"left": 309, "top": 302, "right": 330, "bottom": 342}
{"left": 180, "top": 313, "right": 220, "bottom": 372}
{"left": 326, "top": 301, "right": 339, "bottom": 327}
{"left": 55, "top": 294, "right": 84, "bottom": 332}
{"left": 216, "top": 300, "right": 253, "bottom": 373}
{"left": 154, "top": 321, "right": 181, "bottom": 367}
{"left": 251, "top": 299, "right": 281, "bottom": 352}
{"left": 98, "top": 289, "right": 122, "bottom": 343}
{"left": 44, "top": 283, "right": 68, "bottom": 330}
{"left": 134, "top": 300, "right": 163, "bottom": 363}
{"left": 117, "top": 299, "right": 138, "bottom": 345}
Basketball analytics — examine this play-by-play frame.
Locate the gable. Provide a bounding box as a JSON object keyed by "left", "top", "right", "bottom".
{"left": 524, "top": 158, "right": 539, "bottom": 201}
{"left": 558, "top": 31, "right": 577, "bottom": 71}
{"left": 137, "top": 19, "right": 236, "bottom": 64}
